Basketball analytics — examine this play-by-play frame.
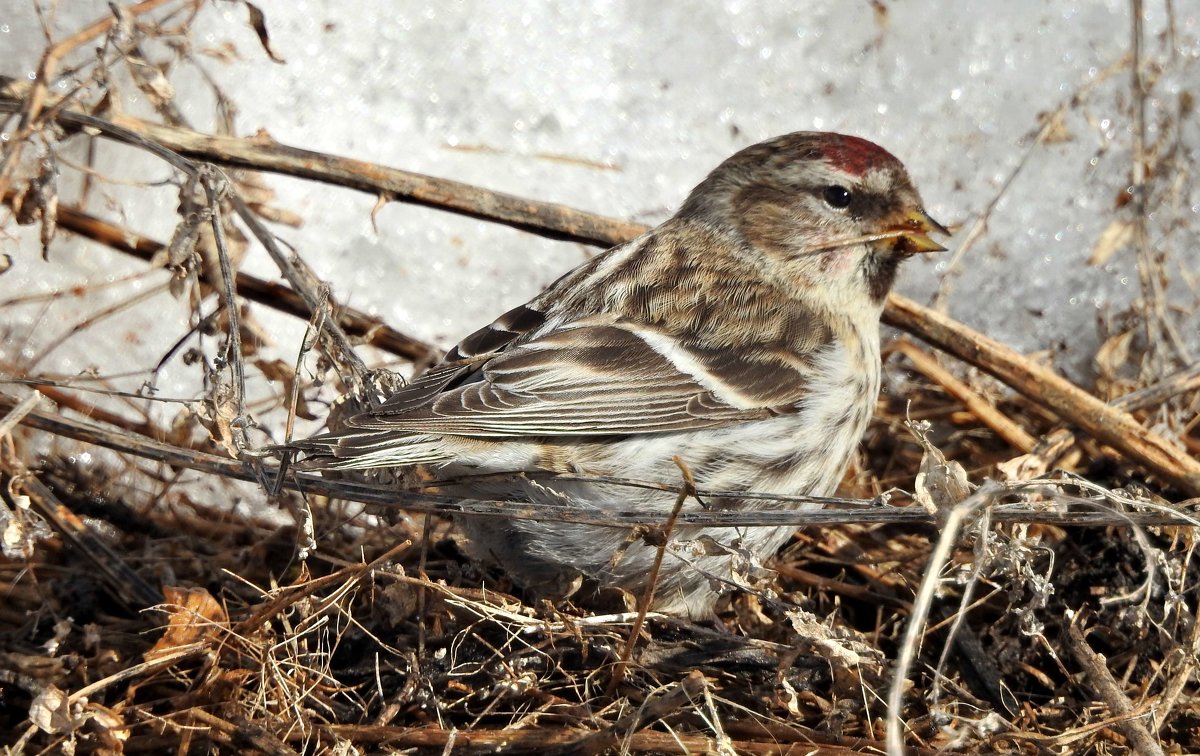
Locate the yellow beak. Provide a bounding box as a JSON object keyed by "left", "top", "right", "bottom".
{"left": 887, "top": 209, "right": 950, "bottom": 254}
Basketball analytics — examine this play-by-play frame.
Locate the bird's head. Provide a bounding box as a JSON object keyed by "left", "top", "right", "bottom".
{"left": 678, "top": 131, "right": 948, "bottom": 311}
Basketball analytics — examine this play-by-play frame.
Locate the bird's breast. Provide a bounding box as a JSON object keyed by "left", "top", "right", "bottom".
{"left": 552, "top": 332, "right": 881, "bottom": 502}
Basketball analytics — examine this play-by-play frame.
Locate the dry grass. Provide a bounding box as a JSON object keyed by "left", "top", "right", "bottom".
{"left": 2, "top": 2, "right": 1199, "bottom": 753}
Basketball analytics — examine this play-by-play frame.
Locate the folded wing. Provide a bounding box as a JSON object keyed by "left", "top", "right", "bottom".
{"left": 293, "top": 304, "right": 833, "bottom": 470}
{"left": 351, "top": 322, "right": 786, "bottom": 437}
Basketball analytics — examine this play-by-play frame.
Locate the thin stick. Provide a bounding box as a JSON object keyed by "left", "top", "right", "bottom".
{"left": 201, "top": 170, "right": 247, "bottom": 438}
{"left": 1000, "top": 361, "right": 1200, "bottom": 477}
{"left": 297, "top": 720, "right": 915, "bottom": 755}
{"left": 1065, "top": 611, "right": 1165, "bottom": 756}
{"left": 285, "top": 291, "right": 327, "bottom": 444}
{"left": 233, "top": 541, "right": 411, "bottom": 636}
{"left": 0, "top": 390, "right": 41, "bottom": 437}
{"left": 73, "top": 104, "right": 645, "bottom": 247}
{"left": 608, "top": 457, "right": 696, "bottom": 695}
{"left": 886, "top": 485, "right": 997, "bottom": 755}
{"left": 1116, "top": 362, "right": 1200, "bottom": 411}
{"left": 1127, "top": 0, "right": 1189, "bottom": 369}
{"left": 885, "top": 293, "right": 1200, "bottom": 496}
{"left": 576, "top": 672, "right": 706, "bottom": 756}
{"left": 227, "top": 191, "right": 370, "bottom": 384}
{"left": 895, "top": 339, "right": 1037, "bottom": 453}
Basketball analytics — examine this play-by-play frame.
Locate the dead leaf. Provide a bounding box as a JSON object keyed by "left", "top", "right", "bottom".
{"left": 29, "top": 685, "right": 77, "bottom": 735}
{"left": 158, "top": 211, "right": 204, "bottom": 269}
{"left": 211, "top": 388, "right": 240, "bottom": 457}
{"left": 1094, "top": 329, "right": 1134, "bottom": 378}
{"left": 245, "top": 2, "right": 286, "bottom": 63}
{"left": 145, "top": 586, "right": 228, "bottom": 662}
{"left": 907, "top": 420, "right": 973, "bottom": 519}
{"left": 1088, "top": 218, "right": 1132, "bottom": 266}
{"left": 14, "top": 157, "right": 59, "bottom": 259}
{"left": 1036, "top": 109, "right": 1073, "bottom": 144}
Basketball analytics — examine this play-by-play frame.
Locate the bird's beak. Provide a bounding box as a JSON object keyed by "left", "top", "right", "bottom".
{"left": 885, "top": 208, "right": 950, "bottom": 254}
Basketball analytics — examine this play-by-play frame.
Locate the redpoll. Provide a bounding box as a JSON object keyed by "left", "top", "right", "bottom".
{"left": 294, "top": 132, "right": 947, "bottom": 618}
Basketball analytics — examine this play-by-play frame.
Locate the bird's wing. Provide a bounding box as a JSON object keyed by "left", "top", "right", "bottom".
{"left": 344, "top": 318, "right": 829, "bottom": 438}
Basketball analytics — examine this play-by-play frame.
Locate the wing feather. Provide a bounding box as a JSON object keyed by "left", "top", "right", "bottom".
{"left": 343, "top": 322, "right": 823, "bottom": 438}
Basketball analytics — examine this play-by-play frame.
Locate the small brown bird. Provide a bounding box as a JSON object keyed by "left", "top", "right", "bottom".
{"left": 294, "top": 132, "right": 947, "bottom": 617}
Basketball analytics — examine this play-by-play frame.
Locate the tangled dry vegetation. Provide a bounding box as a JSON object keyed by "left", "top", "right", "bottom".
{"left": 2, "top": 3, "right": 1199, "bottom": 754}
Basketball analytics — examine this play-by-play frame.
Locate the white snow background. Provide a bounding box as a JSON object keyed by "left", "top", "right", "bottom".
{"left": 1, "top": 1, "right": 1197, "bottom": 440}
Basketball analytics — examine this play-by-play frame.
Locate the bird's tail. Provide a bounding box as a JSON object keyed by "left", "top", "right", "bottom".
{"left": 288, "top": 429, "right": 453, "bottom": 471}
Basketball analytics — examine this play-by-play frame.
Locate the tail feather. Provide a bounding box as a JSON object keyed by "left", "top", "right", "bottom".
{"left": 291, "top": 430, "right": 452, "bottom": 471}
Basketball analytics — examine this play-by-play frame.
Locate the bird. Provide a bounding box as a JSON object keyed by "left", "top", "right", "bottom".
{"left": 292, "top": 132, "right": 947, "bottom": 618}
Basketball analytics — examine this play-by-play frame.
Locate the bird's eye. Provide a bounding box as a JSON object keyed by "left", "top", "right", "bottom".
{"left": 823, "top": 185, "right": 852, "bottom": 209}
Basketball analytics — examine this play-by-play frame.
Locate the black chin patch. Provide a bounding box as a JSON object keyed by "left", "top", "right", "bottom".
{"left": 862, "top": 250, "right": 902, "bottom": 303}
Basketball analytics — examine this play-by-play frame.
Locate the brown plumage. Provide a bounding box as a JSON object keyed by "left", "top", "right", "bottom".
{"left": 293, "top": 131, "right": 947, "bottom": 617}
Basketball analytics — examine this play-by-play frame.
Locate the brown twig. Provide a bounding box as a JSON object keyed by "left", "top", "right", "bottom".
{"left": 1115, "top": 362, "right": 1200, "bottom": 412}
{"left": 773, "top": 563, "right": 913, "bottom": 611}
{"left": 2, "top": 95, "right": 639, "bottom": 246}
{"left": 884, "top": 293, "right": 1200, "bottom": 496}
{"left": 294, "top": 721, "right": 898, "bottom": 755}
{"left": 895, "top": 338, "right": 1038, "bottom": 453}
{"left": 1001, "top": 361, "right": 1200, "bottom": 478}
{"left": 556, "top": 670, "right": 706, "bottom": 756}
{"left": 234, "top": 541, "right": 411, "bottom": 637}
{"left": 608, "top": 458, "right": 696, "bottom": 696}
{"left": 1065, "top": 611, "right": 1165, "bottom": 756}
{"left": 184, "top": 709, "right": 300, "bottom": 756}
{"left": 93, "top": 108, "right": 648, "bottom": 248}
